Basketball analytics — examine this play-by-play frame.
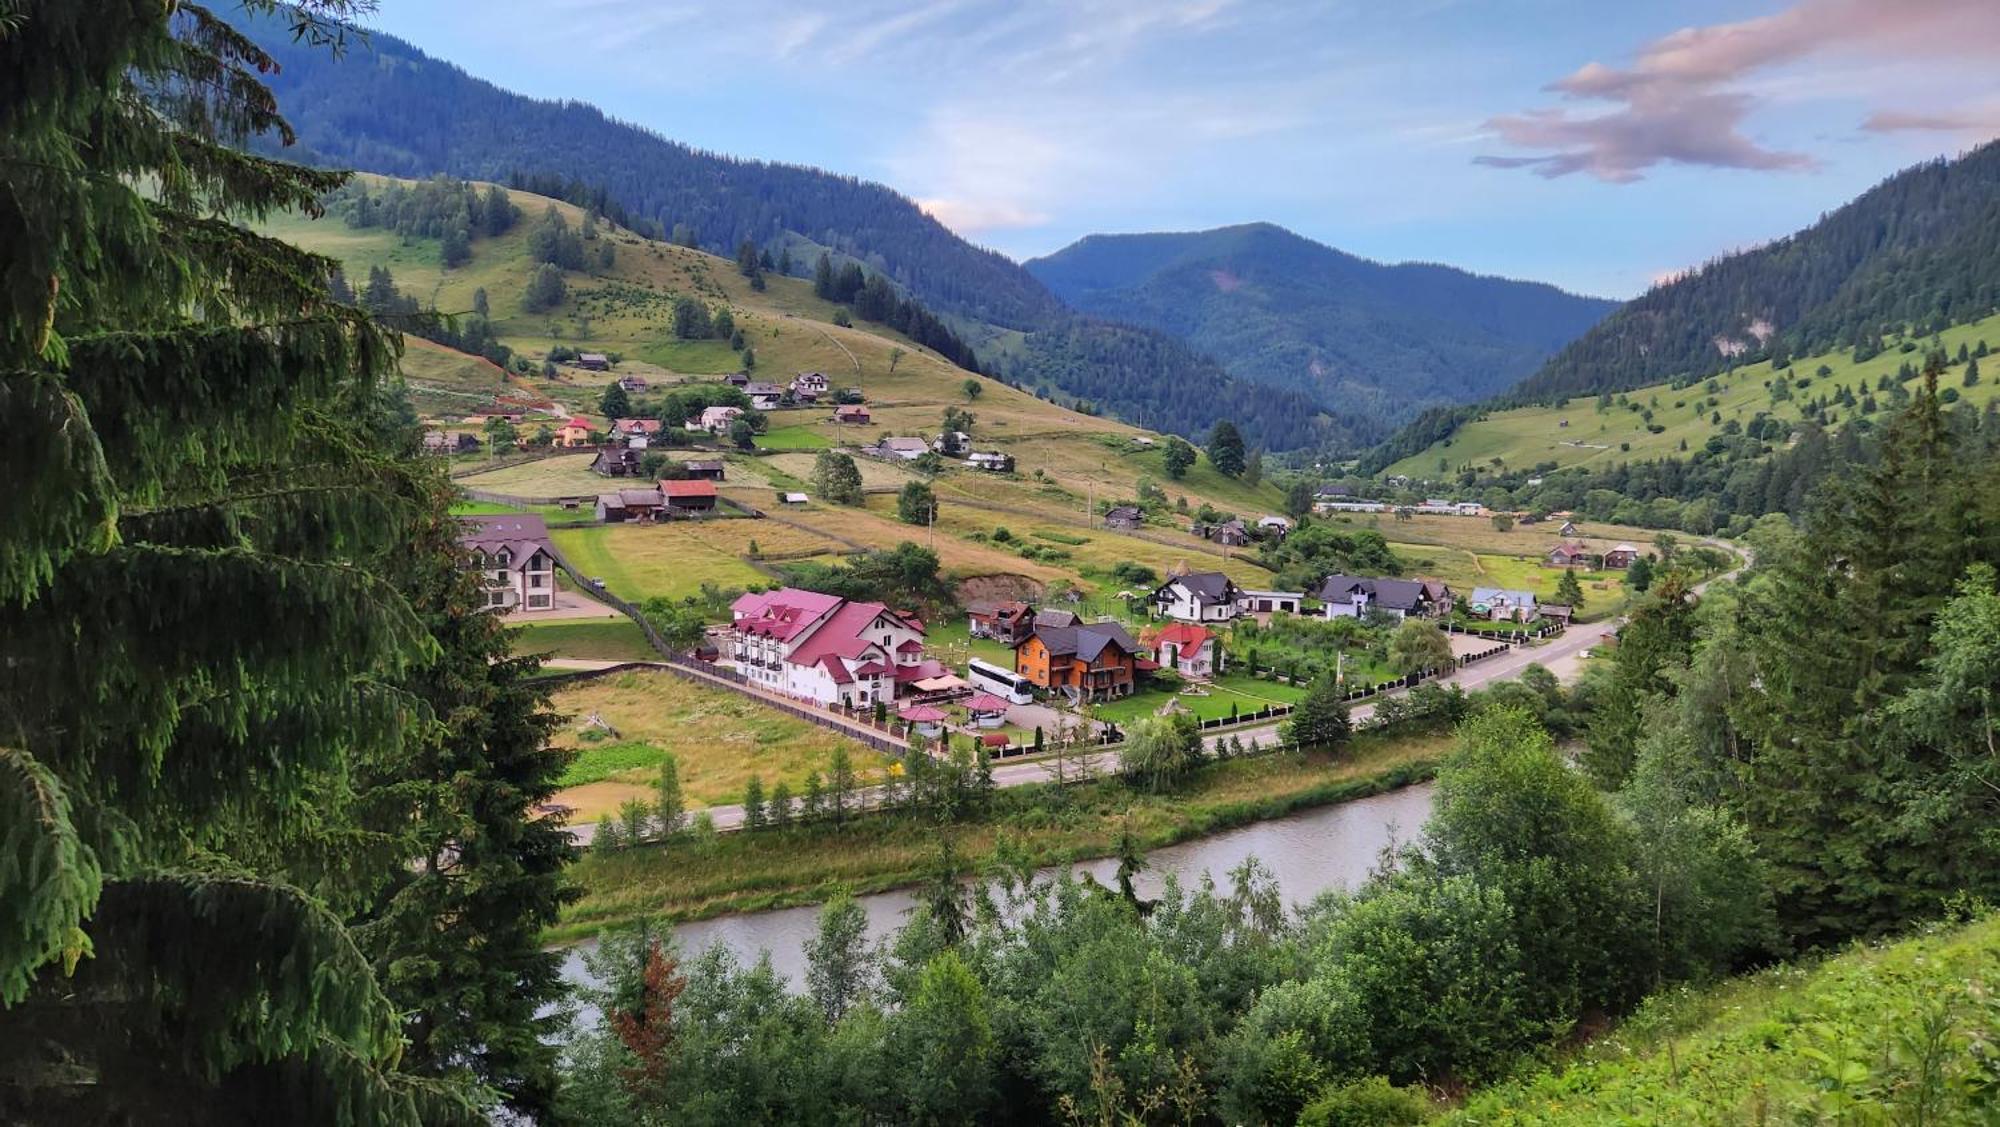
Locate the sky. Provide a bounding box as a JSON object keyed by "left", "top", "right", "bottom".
{"left": 363, "top": 0, "right": 1999, "bottom": 299}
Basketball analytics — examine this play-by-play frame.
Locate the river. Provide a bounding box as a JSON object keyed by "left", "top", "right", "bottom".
{"left": 559, "top": 782, "right": 1435, "bottom": 998}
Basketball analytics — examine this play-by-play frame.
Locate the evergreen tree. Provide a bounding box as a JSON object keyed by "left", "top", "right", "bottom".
{"left": 1163, "top": 436, "right": 1197, "bottom": 479}
{"left": 523, "top": 263, "right": 567, "bottom": 312}
{"left": 599, "top": 382, "right": 632, "bottom": 419}
{"left": 1207, "top": 420, "right": 1247, "bottom": 477}
{"left": 897, "top": 480, "right": 937, "bottom": 526}
{"left": 0, "top": 3, "right": 485, "bottom": 1120}
{"left": 439, "top": 225, "right": 471, "bottom": 268}
{"left": 813, "top": 253, "right": 834, "bottom": 299}
{"left": 742, "top": 775, "right": 766, "bottom": 831}
{"left": 655, "top": 755, "right": 685, "bottom": 837}
{"left": 1554, "top": 568, "right": 1585, "bottom": 610}
{"left": 1285, "top": 675, "right": 1352, "bottom": 750}
{"left": 472, "top": 287, "right": 490, "bottom": 317}
{"left": 1624, "top": 554, "right": 1655, "bottom": 592}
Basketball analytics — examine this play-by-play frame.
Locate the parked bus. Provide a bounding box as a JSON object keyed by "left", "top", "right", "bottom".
{"left": 966, "top": 658, "right": 1034, "bottom": 705}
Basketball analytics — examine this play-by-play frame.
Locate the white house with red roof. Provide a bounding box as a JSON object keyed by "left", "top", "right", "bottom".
{"left": 1153, "top": 623, "right": 1221, "bottom": 678}
{"left": 728, "top": 587, "right": 937, "bottom": 708}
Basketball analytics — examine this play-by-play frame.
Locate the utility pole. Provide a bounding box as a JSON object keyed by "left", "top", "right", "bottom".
{"left": 927, "top": 499, "right": 936, "bottom": 552}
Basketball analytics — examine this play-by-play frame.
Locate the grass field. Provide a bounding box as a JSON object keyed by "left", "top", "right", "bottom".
{"left": 1092, "top": 670, "right": 1307, "bottom": 726}
{"left": 1388, "top": 311, "right": 2000, "bottom": 480}
{"left": 765, "top": 450, "right": 918, "bottom": 491}
{"left": 457, "top": 452, "right": 609, "bottom": 498}
{"left": 550, "top": 523, "right": 774, "bottom": 601}
{"left": 546, "top": 670, "right": 889, "bottom": 823}
{"left": 756, "top": 423, "right": 834, "bottom": 450}
{"left": 551, "top": 726, "right": 1449, "bottom": 939}
{"left": 511, "top": 619, "right": 656, "bottom": 662}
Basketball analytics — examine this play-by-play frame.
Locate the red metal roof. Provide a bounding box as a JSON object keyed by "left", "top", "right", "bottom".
{"left": 658, "top": 479, "right": 719, "bottom": 498}
{"left": 1154, "top": 623, "right": 1214, "bottom": 652}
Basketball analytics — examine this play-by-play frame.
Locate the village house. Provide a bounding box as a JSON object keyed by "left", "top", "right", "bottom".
{"left": 659, "top": 478, "right": 719, "bottom": 516}
{"left": 686, "top": 405, "right": 743, "bottom": 435}
{"left": 595, "top": 488, "right": 664, "bottom": 523}
{"left": 612, "top": 418, "right": 662, "bottom": 438}
{"left": 1603, "top": 544, "right": 1641, "bottom": 569}
{"left": 728, "top": 587, "right": 934, "bottom": 708}
{"left": 1102, "top": 505, "right": 1144, "bottom": 530}
{"left": 791, "top": 371, "right": 831, "bottom": 399}
{"left": 574, "top": 353, "right": 610, "bottom": 371}
{"left": 1558, "top": 519, "right": 1580, "bottom": 537}
{"left": 1470, "top": 586, "right": 1539, "bottom": 623}
{"left": 457, "top": 514, "right": 556, "bottom": 613}
{"left": 616, "top": 375, "right": 649, "bottom": 393}
{"left": 555, "top": 416, "right": 593, "bottom": 447}
{"left": 833, "top": 404, "right": 872, "bottom": 425}
{"left": 1153, "top": 622, "right": 1221, "bottom": 678}
{"left": 1208, "top": 519, "right": 1252, "bottom": 547}
{"left": 1014, "top": 615, "right": 1146, "bottom": 702}
{"left": 965, "top": 451, "right": 1015, "bottom": 473}
{"left": 1546, "top": 540, "right": 1594, "bottom": 568}
{"left": 966, "top": 600, "right": 1036, "bottom": 646}
{"left": 681, "top": 458, "right": 726, "bottom": 481}
{"left": 421, "top": 430, "right": 479, "bottom": 455}
{"left": 1236, "top": 589, "right": 1306, "bottom": 615}
{"left": 1316, "top": 575, "right": 1449, "bottom": 621}
{"left": 1414, "top": 499, "right": 1483, "bottom": 517}
{"left": 721, "top": 372, "right": 751, "bottom": 388}
{"left": 1153, "top": 571, "right": 1243, "bottom": 624}
{"left": 1318, "top": 500, "right": 1390, "bottom": 514}
{"left": 933, "top": 430, "right": 971, "bottom": 456}
{"left": 1257, "top": 515, "right": 1293, "bottom": 536}
{"left": 873, "top": 436, "right": 930, "bottom": 461}
{"left": 744, "top": 381, "right": 784, "bottom": 410}
{"left": 589, "top": 447, "right": 644, "bottom": 477}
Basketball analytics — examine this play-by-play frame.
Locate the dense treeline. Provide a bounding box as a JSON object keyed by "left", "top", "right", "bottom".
{"left": 1012, "top": 317, "right": 1362, "bottom": 452}
{"left": 1512, "top": 139, "right": 2000, "bottom": 404}
{"left": 4, "top": 4, "right": 570, "bottom": 1121}
{"left": 328, "top": 174, "right": 518, "bottom": 265}
{"left": 1355, "top": 402, "right": 1480, "bottom": 474}
{"left": 811, "top": 253, "right": 985, "bottom": 373}
{"left": 243, "top": 18, "right": 1062, "bottom": 331}
{"left": 335, "top": 263, "right": 519, "bottom": 371}
{"left": 1027, "top": 223, "right": 1615, "bottom": 433}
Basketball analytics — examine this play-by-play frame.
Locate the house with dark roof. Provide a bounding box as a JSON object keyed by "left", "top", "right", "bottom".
{"left": 1014, "top": 618, "right": 1145, "bottom": 702}
{"left": 729, "top": 587, "right": 931, "bottom": 708}
{"left": 457, "top": 515, "right": 557, "bottom": 613}
{"left": 791, "top": 371, "right": 830, "bottom": 398}
{"left": 744, "top": 381, "right": 784, "bottom": 410}
{"left": 721, "top": 372, "right": 751, "bottom": 388}
{"left": 595, "top": 488, "right": 665, "bottom": 523}
{"left": 1603, "top": 544, "right": 1641, "bottom": 569}
{"left": 1102, "top": 505, "right": 1144, "bottom": 530}
{"left": 1316, "top": 575, "right": 1448, "bottom": 621}
{"left": 681, "top": 459, "right": 726, "bottom": 480}
{"left": 1547, "top": 541, "right": 1594, "bottom": 568}
{"left": 590, "top": 447, "right": 644, "bottom": 477}
{"left": 1153, "top": 571, "right": 1243, "bottom": 623}
{"left": 1198, "top": 519, "right": 1251, "bottom": 548}
{"left": 833, "top": 404, "right": 872, "bottom": 425}
{"left": 967, "top": 600, "right": 1036, "bottom": 646}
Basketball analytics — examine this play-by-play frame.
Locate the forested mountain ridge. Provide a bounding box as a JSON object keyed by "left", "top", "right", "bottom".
{"left": 1027, "top": 223, "right": 1616, "bottom": 428}
{"left": 1509, "top": 138, "right": 2000, "bottom": 404}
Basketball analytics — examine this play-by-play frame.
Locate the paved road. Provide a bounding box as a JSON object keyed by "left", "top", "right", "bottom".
{"left": 561, "top": 618, "right": 1619, "bottom": 845}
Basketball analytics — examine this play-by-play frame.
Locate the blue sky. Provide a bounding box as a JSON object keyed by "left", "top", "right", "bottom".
{"left": 364, "top": 0, "right": 1998, "bottom": 299}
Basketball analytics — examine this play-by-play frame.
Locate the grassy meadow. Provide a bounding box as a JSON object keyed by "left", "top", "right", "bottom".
{"left": 1387, "top": 311, "right": 2000, "bottom": 479}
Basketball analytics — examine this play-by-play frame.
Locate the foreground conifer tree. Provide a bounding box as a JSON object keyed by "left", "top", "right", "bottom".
{"left": 0, "top": 3, "right": 563, "bottom": 1121}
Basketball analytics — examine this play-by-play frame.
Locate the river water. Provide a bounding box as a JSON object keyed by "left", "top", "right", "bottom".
{"left": 558, "top": 782, "right": 1435, "bottom": 996}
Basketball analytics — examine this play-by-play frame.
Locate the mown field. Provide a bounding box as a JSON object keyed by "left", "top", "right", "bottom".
{"left": 511, "top": 619, "right": 656, "bottom": 662}
{"left": 1388, "top": 311, "right": 2000, "bottom": 479}
{"left": 545, "top": 669, "right": 891, "bottom": 823}
{"left": 550, "top": 522, "right": 790, "bottom": 600}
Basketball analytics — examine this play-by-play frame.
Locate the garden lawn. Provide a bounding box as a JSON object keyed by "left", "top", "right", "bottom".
{"left": 512, "top": 619, "right": 656, "bottom": 662}
{"left": 1092, "top": 671, "right": 1306, "bottom": 726}
{"left": 757, "top": 423, "right": 833, "bottom": 450}
{"left": 547, "top": 670, "right": 889, "bottom": 822}
{"left": 550, "top": 523, "right": 770, "bottom": 603}
{"left": 924, "top": 619, "right": 1018, "bottom": 669}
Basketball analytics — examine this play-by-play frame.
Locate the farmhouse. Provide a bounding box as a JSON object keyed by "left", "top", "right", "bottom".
{"left": 595, "top": 488, "right": 664, "bottom": 523}
{"left": 721, "top": 372, "right": 751, "bottom": 388}
{"left": 575, "top": 353, "right": 610, "bottom": 371}
{"left": 612, "top": 418, "right": 662, "bottom": 438}
{"left": 1546, "top": 541, "right": 1594, "bottom": 568}
{"left": 791, "top": 371, "right": 831, "bottom": 398}
{"left": 1257, "top": 515, "right": 1293, "bottom": 536}
{"left": 1236, "top": 589, "right": 1305, "bottom": 615}
{"left": 1316, "top": 575, "right": 1446, "bottom": 620}
{"left": 1153, "top": 571, "right": 1242, "bottom": 623}
{"left": 744, "top": 381, "right": 784, "bottom": 410}
{"left": 555, "top": 416, "right": 593, "bottom": 447}
{"left": 873, "top": 436, "right": 929, "bottom": 461}
{"left": 833, "top": 404, "right": 872, "bottom": 425}
{"left": 934, "top": 430, "right": 971, "bottom": 456}
{"left": 686, "top": 406, "right": 743, "bottom": 435}
{"left": 1102, "top": 505, "right": 1144, "bottom": 530}
{"left": 659, "top": 478, "right": 718, "bottom": 516}
{"left": 1015, "top": 618, "right": 1145, "bottom": 702}
{"left": 616, "top": 375, "right": 649, "bottom": 393}
{"left": 589, "top": 447, "right": 644, "bottom": 477}
{"left": 966, "top": 600, "right": 1035, "bottom": 646}
{"left": 681, "top": 458, "right": 726, "bottom": 481}
{"left": 965, "top": 451, "right": 1015, "bottom": 473}
{"left": 457, "top": 514, "right": 556, "bottom": 613}
{"left": 1197, "top": 519, "right": 1252, "bottom": 548}
{"left": 728, "top": 587, "right": 931, "bottom": 708}
{"left": 1153, "top": 622, "right": 1221, "bottom": 678}
{"left": 1470, "top": 586, "right": 1539, "bottom": 623}
{"left": 421, "top": 431, "right": 478, "bottom": 455}
{"left": 1603, "top": 544, "right": 1641, "bottom": 569}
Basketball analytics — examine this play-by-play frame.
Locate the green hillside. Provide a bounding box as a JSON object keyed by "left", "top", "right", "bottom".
{"left": 1449, "top": 912, "right": 2000, "bottom": 1124}
{"left": 1387, "top": 312, "right": 2000, "bottom": 480}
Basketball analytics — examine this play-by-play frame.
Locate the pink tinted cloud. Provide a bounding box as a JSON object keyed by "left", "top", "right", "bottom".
{"left": 1478, "top": 0, "right": 2000, "bottom": 183}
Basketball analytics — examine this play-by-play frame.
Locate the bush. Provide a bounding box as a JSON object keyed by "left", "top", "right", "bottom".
{"left": 1297, "top": 1077, "right": 1433, "bottom": 1127}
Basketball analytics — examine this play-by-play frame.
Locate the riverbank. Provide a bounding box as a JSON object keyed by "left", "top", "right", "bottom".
{"left": 548, "top": 726, "right": 1451, "bottom": 944}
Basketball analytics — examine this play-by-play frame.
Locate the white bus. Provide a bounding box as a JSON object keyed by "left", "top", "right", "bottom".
{"left": 966, "top": 658, "right": 1034, "bottom": 704}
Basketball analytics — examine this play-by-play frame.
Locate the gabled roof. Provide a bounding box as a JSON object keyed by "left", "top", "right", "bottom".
{"left": 599, "top": 488, "right": 665, "bottom": 508}
{"left": 659, "top": 479, "right": 719, "bottom": 499}
{"left": 1161, "top": 571, "right": 1236, "bottom": 605}
{"left": 562, "top": 416, "right": 592, "bottom": 430}
{"left": 1315, "top": 574, "right": 1430, "bottom": 612}
{"left": 1471, "top": 587, "right": 1536, "bottom": 606}
{"left": 1154, "top": 623, "right": 1213, "bottom": 652}
{"left": 682, "top": 459, "right": 725, "bottom": 472}
{"left": 457, "top": 514, "right": 553, "bottom": 569}
{"left": 730, "top": 588, "right": 844, "bottom": 641}
{"left": 1034, "top": 620, "right": 1138, "bottom": 664}
{"left": 788, "top": 601, "right": 922, "bottom": 669}
{"left": 879, "top": 436, "right": 928, "bottom": 453}
{"left": 613, "top": 418, "right": 662, "bottom": 434}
